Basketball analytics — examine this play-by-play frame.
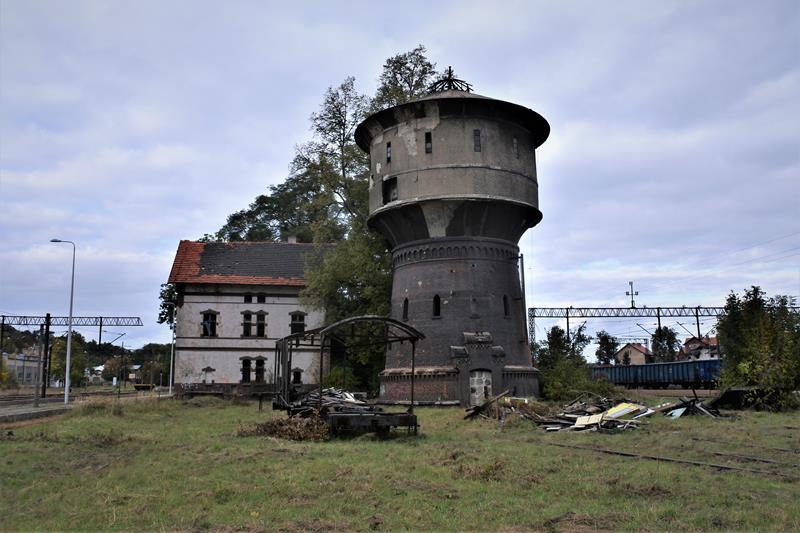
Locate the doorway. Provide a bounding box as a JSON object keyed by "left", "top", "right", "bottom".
{"left": 469, "top": 370, "right": 492, "bottom": 407}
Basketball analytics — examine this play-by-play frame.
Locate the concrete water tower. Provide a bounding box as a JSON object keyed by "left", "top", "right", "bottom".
{"left": 355, "top": 71, "right": 550, "bottom": 406}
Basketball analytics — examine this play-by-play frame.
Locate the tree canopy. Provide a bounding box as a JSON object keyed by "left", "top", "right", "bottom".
{"left": 717, "top": 286, "right": 800, "bottom": 409}
{"left": 594, "top": 330, "right": 619, "bottom": 365}
{"left": 159, "top": 46, "right": 443, "bottom": 392}
{"left": 650, "top": 326, "right": 680, "bottom": 363}
{"left": 533, "top": 324, "right": 604, "bottom": 400}
{"left": 50, "top": 332, "right": 88, "bottom": 386}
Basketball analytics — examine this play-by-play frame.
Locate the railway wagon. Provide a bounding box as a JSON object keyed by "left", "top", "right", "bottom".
{"left": 591, "top": 359, "right": 721, "bottom": 389}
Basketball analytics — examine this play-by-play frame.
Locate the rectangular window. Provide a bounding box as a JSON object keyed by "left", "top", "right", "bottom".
{"left": 242, "top": 313, "right": 252, "bottom": 337}
{"left": 256, "top": 314, "right": 266, "bottom": 337}
{"left": 291, "top": 313, "right": 306, "bottom": 335}
{"left": 513, "top": 137, "right": 519, "bottom": 158}
{"left": 244, "top": 294, "right": 252, "bottom": 303}
{"left": 473, "top": 129, "right": 481, "bottom": 152}
{"left": 257, "top": 294, "right": 266, "bottom": 303}
{"left": 254, "top": 359, "right": 265, "bottom": 383}
{"left": 382, "top": 177, "right": 398, "bottom": 205}
{"left": 202, "top": 313, "right": 217, "bottom": 337}
{"left": 386, "top": 142, "right": 392, "bottom": 163}
{"left": 241, "top": 359, "right": 251, "bottom": 383}
{"left": 425, "top": 132, "right": 432, "bottom": 154}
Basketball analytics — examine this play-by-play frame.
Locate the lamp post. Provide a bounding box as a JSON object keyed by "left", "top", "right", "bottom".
{"left": 51, "top": 239, "right": 75, "bottom": 405}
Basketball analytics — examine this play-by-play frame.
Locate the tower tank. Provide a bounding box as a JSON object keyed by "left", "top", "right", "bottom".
{"left": 355, "top": 78, "right": 550, "bottom": 406}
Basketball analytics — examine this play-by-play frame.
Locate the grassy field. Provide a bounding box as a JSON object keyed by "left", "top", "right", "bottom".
{"left": 1, "top": 397, "right": 798, "bottom": 532}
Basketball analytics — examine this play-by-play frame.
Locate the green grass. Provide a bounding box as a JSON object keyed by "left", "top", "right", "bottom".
{"left": 1, "top": 397, "right": 798, "bottom": 531}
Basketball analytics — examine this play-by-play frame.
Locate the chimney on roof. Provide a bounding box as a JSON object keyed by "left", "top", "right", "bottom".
{"left": 287, "top": 235, "right": 298, "bottom": 244}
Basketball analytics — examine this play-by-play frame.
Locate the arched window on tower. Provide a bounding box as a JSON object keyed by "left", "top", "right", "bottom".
{"left": 402, "top": 298, "right": 409, "bottom": 320}
{"left": 432, "top": 295, "right": 441, "bottom": 318}
{"left": 503, "top": 295, "right": 510, "bottom": 317}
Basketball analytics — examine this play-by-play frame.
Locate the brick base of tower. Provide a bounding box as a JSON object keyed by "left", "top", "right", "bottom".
{"left": 378, "top": 365, "right": 540, "bottom": 405}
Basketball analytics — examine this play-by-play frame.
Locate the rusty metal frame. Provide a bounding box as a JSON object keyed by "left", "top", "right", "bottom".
{"left": 273, "top": 315, "right": 425, "bottom": 415}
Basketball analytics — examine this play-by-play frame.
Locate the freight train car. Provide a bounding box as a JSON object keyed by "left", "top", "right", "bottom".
{"left": 590, "top": 359, "right": 721, "bottom": 389}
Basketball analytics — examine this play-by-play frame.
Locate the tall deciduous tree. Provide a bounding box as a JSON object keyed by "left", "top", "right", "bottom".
{"left": 717, "top": 286, "right": 800, "bottom": 409}
{"left": 371, "top": 45, "right": 437, "bottom": 111}
{"left": 157, "top": 283, "right": 177, "bottom": 329}
{"left": 533, "top": 324, "right": 604, "bottom": 400}
{"left": 595, "top": 330, "right": 619, "bottom": 365}
{"left": 160, "top": 47, "right": 445, "bottom": 392}
{"left": 50, "top": 332, "right": 87, "bottom": 386}
{"left": 651, "top": 327, "right": 680, "bottom": 362}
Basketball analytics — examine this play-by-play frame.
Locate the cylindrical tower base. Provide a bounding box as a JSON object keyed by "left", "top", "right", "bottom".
{"left": 381, "top": 236, "right": 539, "bottom": 405}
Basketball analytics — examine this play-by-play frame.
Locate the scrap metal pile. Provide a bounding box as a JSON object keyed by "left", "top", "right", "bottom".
{"left": 285, "top": 387, "right": 418, "bottom": 437}
{"left": 466, "top": 391, "right": 725, "bottom": 432}
{"left": 289, "top": 387, "right": 381, "bottom": 417}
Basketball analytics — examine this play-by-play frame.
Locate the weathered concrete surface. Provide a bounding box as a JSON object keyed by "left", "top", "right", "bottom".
{"left": 0, "top": 404, "right": 69, "bottom": 424}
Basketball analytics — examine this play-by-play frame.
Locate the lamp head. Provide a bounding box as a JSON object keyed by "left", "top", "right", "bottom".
{"left": 50, "top": 238, "right": 62, "bottom": 242}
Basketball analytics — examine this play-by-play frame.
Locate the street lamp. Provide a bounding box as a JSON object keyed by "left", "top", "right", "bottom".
{"left": 50, "top": 238, "right": 75, "bottom": 405}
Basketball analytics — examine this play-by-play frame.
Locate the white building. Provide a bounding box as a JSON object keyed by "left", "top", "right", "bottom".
{"left": 167, "top": 240, "right": 329, "bottom": 395}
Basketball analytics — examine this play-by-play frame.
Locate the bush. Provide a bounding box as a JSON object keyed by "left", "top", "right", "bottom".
{"left": 717, "top": 287, "right": 800, "bottom": 410}
{"left": 540, "top": 359, "right": 618, "bottom": 401}
{"left": 0, "top": 370, "right": 19, "bottom": 390}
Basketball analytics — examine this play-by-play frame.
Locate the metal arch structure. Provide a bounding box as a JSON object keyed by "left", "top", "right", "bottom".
{"left": 318, "top": 315, "right": 425, "bottom": 343}
{"left": 273, "top": 315, "right": 425, "bottom": 414}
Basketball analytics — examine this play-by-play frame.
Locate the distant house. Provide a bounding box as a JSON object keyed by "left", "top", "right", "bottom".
{"left": 167, "top": 240, "right": 330, "bottom": 395}
{"left": 678, "top": 336, "right": 721, "bottom": 361}
{"left": 613, "top": 343, "right": 652, "bottom": 365}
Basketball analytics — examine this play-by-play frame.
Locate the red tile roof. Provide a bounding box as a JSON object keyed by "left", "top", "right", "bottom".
{"left": 168, "top": 240, "right": 329, "bottom": 287}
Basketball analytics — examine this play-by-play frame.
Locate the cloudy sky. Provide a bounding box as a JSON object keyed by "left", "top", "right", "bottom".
{"left": 1, "top": 0, "right": 798, "bottom": 355}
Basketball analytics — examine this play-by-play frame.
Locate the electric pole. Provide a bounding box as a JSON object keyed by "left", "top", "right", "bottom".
{"left": 626, "top": 281, "right": 639, "bottom": 308}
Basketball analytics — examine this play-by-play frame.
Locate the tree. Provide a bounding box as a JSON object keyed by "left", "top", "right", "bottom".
{"left": 651, "top": 326, "right": 680, "bottom": 363}
{"left": 50, "top": 332, "right": 88, "bottom": 387}
{"left": 0, "top": 324, "right": 38, "bottom": 354}
{"left": 532, "top": 324, "right": 605, "bottom": 400}
{"left": 131, "top": 343, "right": 170, "bottom": 366}
{"left": 622, "top": 352, "right": 631, "bottom": 366}
{"left": 302, "top": 232, "right": 391, "bottom": 321}
{"left": 160, "top": 47, "right": 442, "bottom": 393}
{"left": 85, "top": 339, "right": 126, "bottom": 368}
{"left": 157, "top": 283, "right": 177, "bottom": 330}
{"left": 371, "top": 45, "right": 437, "bottom": 111}
{"left": 101, "top": 357, "right": 122, "bottom": 382}
{"left": 216, "top": 156, "right": 347, "bottom": 244}
{"left": 717, "top": 286, "right": 800, "bottom": 409}
{"left": 595, "top": 330, "right": 619, "bottom": 365}
{"left": 307, "top": 76, "right": 371, "bottom": 222}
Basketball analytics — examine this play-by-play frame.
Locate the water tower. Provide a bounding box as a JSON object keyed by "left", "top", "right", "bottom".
{"left": 355, "top": 71, "right": 550, "bottom": 406}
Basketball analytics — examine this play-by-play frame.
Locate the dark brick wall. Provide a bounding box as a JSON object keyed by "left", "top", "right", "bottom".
{"left": 381, "top": 373, "right": 459, "bottom": 402}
